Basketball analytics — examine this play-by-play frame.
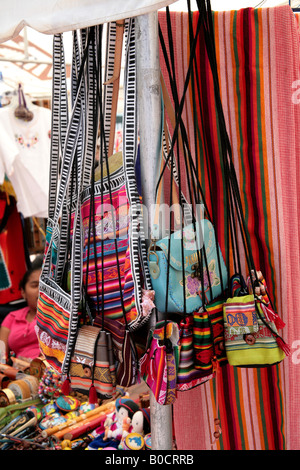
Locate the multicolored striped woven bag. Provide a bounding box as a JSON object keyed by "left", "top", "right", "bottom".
{"left": 176, "top": 315, "right": 214, "bottom": 391}
{"left": 140, "top": 320, "right": 179, "bottom": 405}
{"left": 36, "top": 32, "right": 85, "bottom": 374}
{"left": 192, "top": 297, "right": 227, "bottom": 378}
{"left": 81, "top": 158, "right": 141, "bottom": 328}
{"left": 81, "top": 19, "right": 152, "bottom": 332}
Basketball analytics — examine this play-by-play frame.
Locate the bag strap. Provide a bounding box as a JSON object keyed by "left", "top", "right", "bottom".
{"left": 152, "top": 78, "right": 190, "bottom": 232}
{"left": 101, "top": 21, "right": 123, "bottom": 163}
{"left": 184, "top": 4, "right": 229, "bottom": 300}
{"left": 192, "top": 1, "right": 252, "bottom": 282}
{"left": 122, "top": 18, "right": 153, "bottom": 301}
{"left": 156, "top": 7, "right": 205, "bottom": 320}
{"left": 42, "top": 30, "right": 94, "bottom": 276}
{"left": 170, "top": 7, "right": 213, "bottom": 309}
{"left": 48, "top": 34, "right": 69, "bottom": 221}
{"left": 63, "top": 27, "right": 101, "bottom": 381}
{"left": 63, "top": 29, "right": 99, "bottom": 374}
{"left": 104, "top": 20, "right": 125, "bottom": 159}
{"left": 56, "top": 29, "right": 86, "bottom": 285}
{"left": 157, "top": 5, "right": 228, "bottom": 316}
{"left": 198, "top": 0, "right": 289, "bottom": 353}
{"left": 84, "top": 23, "right": 129, "bottom": 330}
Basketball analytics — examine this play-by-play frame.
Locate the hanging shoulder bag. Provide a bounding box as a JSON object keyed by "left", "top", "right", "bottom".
{"left": 139, "top": 319, "right": 179, "bottom": 405}
{"left": 36, "top": 33, "right": 86, "bottom": 374}
{"left": 223, "top": 274, "right": 288, "bottom": 367}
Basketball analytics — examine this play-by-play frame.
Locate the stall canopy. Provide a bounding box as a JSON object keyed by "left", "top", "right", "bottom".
{"left": 0, "top": 0, "right": 179, "bottom": 98}
{"left": 0, "top": 0, "right": 291, "bottom": 44}
{"left": 0, "top": 32, "right": 57, "bottom": 99}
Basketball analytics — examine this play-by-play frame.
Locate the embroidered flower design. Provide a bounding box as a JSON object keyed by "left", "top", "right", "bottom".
{"left": 205, "top": 261, "right": 221, "bottom": 288}
{"left": 179, "top": 259, "right": 220, "bottom": 299}
{"left": 16, "top": 135, "right": 24, "bottom": 146}
{"left": 203, "top": 267, "right": 217, "bottom": 290}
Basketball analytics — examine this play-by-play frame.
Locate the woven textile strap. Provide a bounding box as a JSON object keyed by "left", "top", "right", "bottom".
{"left": 48, "top": 34, "right": 69, "bottom": 222}
{"left": 103, "top": 20, "right": 125, "bottom": 160}
{"left": 122, "top": 18, "right": 152, "bottom": 317}
{"left": 40, "top": 30, "right": 95, "bottom": 373}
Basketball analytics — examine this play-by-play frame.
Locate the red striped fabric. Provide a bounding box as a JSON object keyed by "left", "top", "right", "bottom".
{"left": 36, "top": 290, "right": 70, "bottom": 371}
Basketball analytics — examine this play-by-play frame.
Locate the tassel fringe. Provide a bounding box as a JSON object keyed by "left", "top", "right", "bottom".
{"left": 89, "top": 384, "right": 98, "bottom": 404}
{"left": 276, "top": 335, "right": 291, "bottom": 356}
{"left": 274, "top": 315, "right": 286, "bottom": 331}
{"left": 261, "top": 303, "right": 286, "bottom": 330}
{"left": 61, "top": 377, "right": 71, "bottom": 396}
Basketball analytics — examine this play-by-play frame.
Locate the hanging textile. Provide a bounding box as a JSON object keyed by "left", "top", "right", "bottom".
{"left": 159, "top": 4, "right": 300, "bottom": 450}
{"left": 0, "top": 0, "right": 177, "bottom": 43}
{"left": 0, "top": 192, "right": 28, "bottom": 307}
{"left": 37, "top": 18, "right": 153, "bottom": 389}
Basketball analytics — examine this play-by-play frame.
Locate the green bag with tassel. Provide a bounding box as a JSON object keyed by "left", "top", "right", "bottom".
{"left": 223, "top": 274, "right": 289, "bottom": 367}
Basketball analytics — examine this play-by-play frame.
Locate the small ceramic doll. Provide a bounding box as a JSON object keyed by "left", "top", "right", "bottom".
{"left": 123, "top": 407, "right": 151, "bottom": 439}
{"left": 88, "top": 397, "right": 140, "bottom": 450}
{"left": 118, "top": 407, "right": 151, "bottom": 450}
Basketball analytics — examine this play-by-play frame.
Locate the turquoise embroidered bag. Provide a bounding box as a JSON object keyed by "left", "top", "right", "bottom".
{"left": 148, "top": 219, "right": 227, "bottom": 314}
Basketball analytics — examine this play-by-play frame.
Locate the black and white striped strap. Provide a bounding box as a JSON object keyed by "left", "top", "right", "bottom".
{"left": 48, "top": 34, "right": 69, "bottom": 222}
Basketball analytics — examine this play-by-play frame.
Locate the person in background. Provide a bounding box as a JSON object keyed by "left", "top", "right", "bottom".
{"left": 0, "top": 255, "right": 43, "bottom": 363}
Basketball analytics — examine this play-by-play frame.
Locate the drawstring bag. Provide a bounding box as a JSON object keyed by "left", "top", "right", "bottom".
{"left": 192, "top": 296, "right": 227, "bottom": 378}
{"left": 148, "top": 13, "right": 228, "bottom": 318}
{"left": 68, "top": 325, "right": 116, "bottom": 401}
{"left": 176, "top": 297, "right": 227, "bottom": 391}
{"left": 176, "top": 315, "right": 214, "bottom": 391}
{"left": 140, "top": 320, "right": 179, "bottom": 405}
{"left": 93, "top": 314, "right": 139, "bottom": 389}
{"left": 223, "top": 274, "right": 289, "bottom": 367}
